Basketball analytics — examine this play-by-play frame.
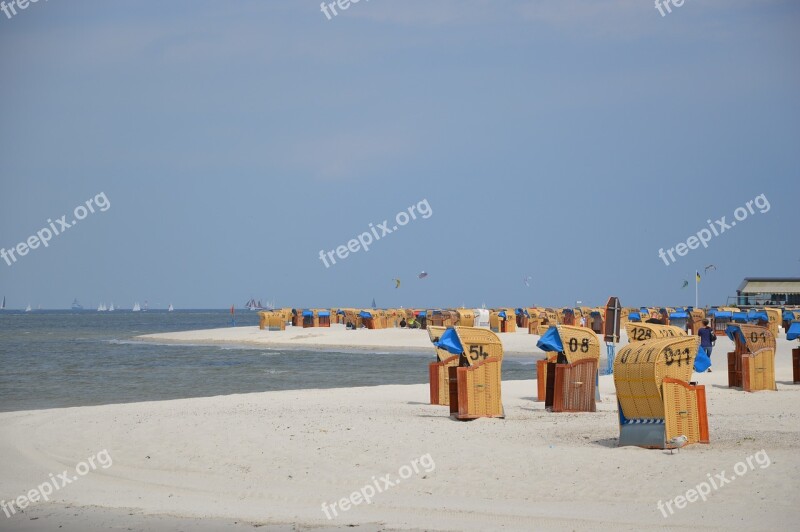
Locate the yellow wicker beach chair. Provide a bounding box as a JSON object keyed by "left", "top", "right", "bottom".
{"left": 456, "top": 308, "right": 475, "bottom": 327}
{"left": 614, "top": 336, "right": 709, "bottom": 448}
{"left": 437, "top": 326, "right": 504, "bottom": 420}
{"left": 536, "top": 325, "right": 600, "bottom": 412}
{"left": 726, "top": 324, "right": 777, "bottom": 392}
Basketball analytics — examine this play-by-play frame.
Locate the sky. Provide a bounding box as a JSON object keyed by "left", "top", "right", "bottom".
{"left": 0, "top": 0, "right": 798, "bottom": 310}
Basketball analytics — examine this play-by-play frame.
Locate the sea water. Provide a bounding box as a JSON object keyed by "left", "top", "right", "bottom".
{"left": 0, "top": 310, "right": 536, "bottom": 412}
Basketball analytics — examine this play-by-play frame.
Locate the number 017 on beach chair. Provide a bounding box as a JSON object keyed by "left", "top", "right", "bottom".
{"left": 431, "top": 326, "right": 504, "bottom": 420}
{"left": 614, "top": 336, "right": 709, "bottom": 449}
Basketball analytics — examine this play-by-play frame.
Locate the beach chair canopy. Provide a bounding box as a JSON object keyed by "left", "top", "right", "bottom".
{"left": 318, "top": 311, "right": 330, "bottom": 317}
{"left": 629, "top": 312, "right": 641, "bottom": 321}
{"left": 433, "top": 328, "right": 463, "bottom": 355}
{"left": 669, "top": 311, "right": 689, "bottom": 319}
{"left": 748, "top": 310, "right": 769, "bottom": 322}
{"left": 536, "top": 326, "right": 563, "bottom": 353}
{"left": 787, "top": 322, "right": 800, "bottom": 341}
{"left": 302, "top": 310, "right": 313, "bottom": 317}
{"left": 714, "top": 311, "right": 733, "bottom": 319}
{"left": 359, "top": 310, "right": 372, "bottom": 319}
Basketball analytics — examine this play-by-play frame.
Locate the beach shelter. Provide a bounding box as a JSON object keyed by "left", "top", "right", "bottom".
{"left": 427, "top": 326, "right": 459, "bottom": 406}
{"left": 456, "top": 308, "right": 475, "bottom": 327}
{"left": 317, "top": 310, "right": 331, "bottom": 327}
{"left": 433, "top": 326, "right": 504, "bottom": 420}
{"left": 614, "top": 336, "right": 709, "bottom": 449}
{"left": 668, "top": 310, "right": 690, "bottom": 331}
{"left": 627, "top": 311, "right": 642, "bottom": 323}
{"left": 561, "top": 308, "right": 576, "bottom": 326}
{"left": 763, "top": 308, "right": 781, "bottom": 338}
{"left": 489, "top": 310, "right": 516, "bottom": 333}
{"left": 535, "top": 325, "right": 600, "bottom": 412}
{"left": 515, "top": 308, "right": 530, "bottom": 328}
{"left": 472, "top": 308, "right": 490, "bottom": 328}
{"left": 787, "top": 321, "right": 800, "bottom": 383}
{"left": 725, "top": 324, "right": 777, "bottom": 392}
{"left": 589, "top": 309, "right": 604, "bottom": 334}
{"left": 782, "top": 310, "right": 800, "bottom": 332}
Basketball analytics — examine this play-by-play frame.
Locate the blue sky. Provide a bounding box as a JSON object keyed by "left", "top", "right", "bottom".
{"left": 1, "top": 0, "right": 798, "bottom": 310}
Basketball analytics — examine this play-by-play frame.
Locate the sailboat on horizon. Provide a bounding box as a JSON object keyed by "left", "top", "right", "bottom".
{"left": 1, "top": 296, "right": 5, "bottom": 310}
{"left": 25, "top": 303, "right": 32, "bottom": 312}
{"left": 168, "top": 303, "right": 174, "bottom": 312}
{"left": 132, "top": 302, "right": 141, "bottom": 312}
{"left": 109, "top": 302, "right": 115, "bottom": 311}
{"left": 97, "top": 302, "right": 108, "bottom": 312}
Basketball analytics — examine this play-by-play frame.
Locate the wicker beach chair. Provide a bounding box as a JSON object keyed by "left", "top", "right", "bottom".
{"left": 432, "top": 326, "right": 504, "bottom": 420}
{"left": 535, "top": 325, "right": 600, "bottom": 412}
{"left": 456, "top": 308, "right": 475, "bottom": 327}
{"left": 725, "top": 324, "right": 777, "bottom": 392}
{"left": 614, "top": 336, "right": 709, "bottom": 448}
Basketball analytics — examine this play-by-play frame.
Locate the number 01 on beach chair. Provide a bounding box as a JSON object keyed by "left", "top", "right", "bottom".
{"left": 614, "top": 336, "right": 709, "bottom": 449}
{"left": 430, "top": 326, "right": 504, "bottom": 420}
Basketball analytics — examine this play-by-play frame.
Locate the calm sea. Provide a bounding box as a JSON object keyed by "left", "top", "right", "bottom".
{"left": 0, "top": 310, "right": 537, "bottom": 412}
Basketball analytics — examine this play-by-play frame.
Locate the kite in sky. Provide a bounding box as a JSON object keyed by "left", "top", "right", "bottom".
{"left": 704, "top": 264, "right": 717, "bottom": 273}
{"left": 392, "top": 278, "right": 401, "bottom": 289}
{"left": 418, "top": 271, "right": 428, "bottom": 279}
{"left": 523, "top": 276, "right": 532, "bottom": 287}
{"left": 681, "top": 280, "right": 689, "bottom": 288}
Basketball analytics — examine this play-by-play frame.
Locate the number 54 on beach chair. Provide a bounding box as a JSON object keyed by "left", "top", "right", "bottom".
{"left": 614, "top": 336, "right": 709, "bottom": 449}
{"left": 430, "top": 326, "right": 504, "bottom": 420}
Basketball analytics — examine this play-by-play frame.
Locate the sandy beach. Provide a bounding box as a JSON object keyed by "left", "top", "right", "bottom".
{"left": 134, "top": 323, "right": 543, "bottom": 354}
{"left": 1, "top": 327, "right": 799, "bottom": 531}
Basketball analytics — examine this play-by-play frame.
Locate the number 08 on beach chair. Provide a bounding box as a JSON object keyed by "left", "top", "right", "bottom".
{"left": 535, "top": 325, "right": 600, "bottom": 412}
{"left": 431, "top": 326, "right": 504, "bottom": 420}
{"left": 725, "top": 324, "right": 777, "bottom": 392}
{"left": 614, "top": 336, "right": 710, "bottom": 449}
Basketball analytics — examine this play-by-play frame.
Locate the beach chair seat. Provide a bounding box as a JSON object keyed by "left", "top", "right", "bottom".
{"left": 431, "top": 326, "right": 504, "bottom": 420}
{"left": 614, "top": 336, "right": 709, "bottom": 449}
{"left": 427, "top": 326, "right": 458, "bottom": 405}
{"left": 536, "top": 325, "right": 600, "bottom": 412}
{"left": 725, "top": 324, "right": 777, "bottom": 392}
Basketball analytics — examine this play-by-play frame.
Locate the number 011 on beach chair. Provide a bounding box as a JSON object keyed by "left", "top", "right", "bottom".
{"left": 614, "top": 336, "right": 709, "bottom": 449}
{"left": 432, "top": 326, "right": 504, "bottom": 420}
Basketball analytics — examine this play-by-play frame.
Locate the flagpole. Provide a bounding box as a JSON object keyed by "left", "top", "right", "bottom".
{"left": 695, "top": 271, "right": 699, "bottom": 309}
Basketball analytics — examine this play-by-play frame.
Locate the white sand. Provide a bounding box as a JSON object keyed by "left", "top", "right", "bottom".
{"left": 1, "top": 329, "right": 799, "bottom": 530}
{"left": 135, "top": 323, "right": 544, "bottom": 354}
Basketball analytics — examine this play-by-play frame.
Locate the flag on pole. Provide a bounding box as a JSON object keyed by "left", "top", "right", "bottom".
{"left": 696, "top": 272, "right": 701, "bottom": 283}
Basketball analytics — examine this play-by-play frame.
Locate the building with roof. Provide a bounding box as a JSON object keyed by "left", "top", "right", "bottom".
{"left": 734, "top": 278, "right": 800, "bottom": 306}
